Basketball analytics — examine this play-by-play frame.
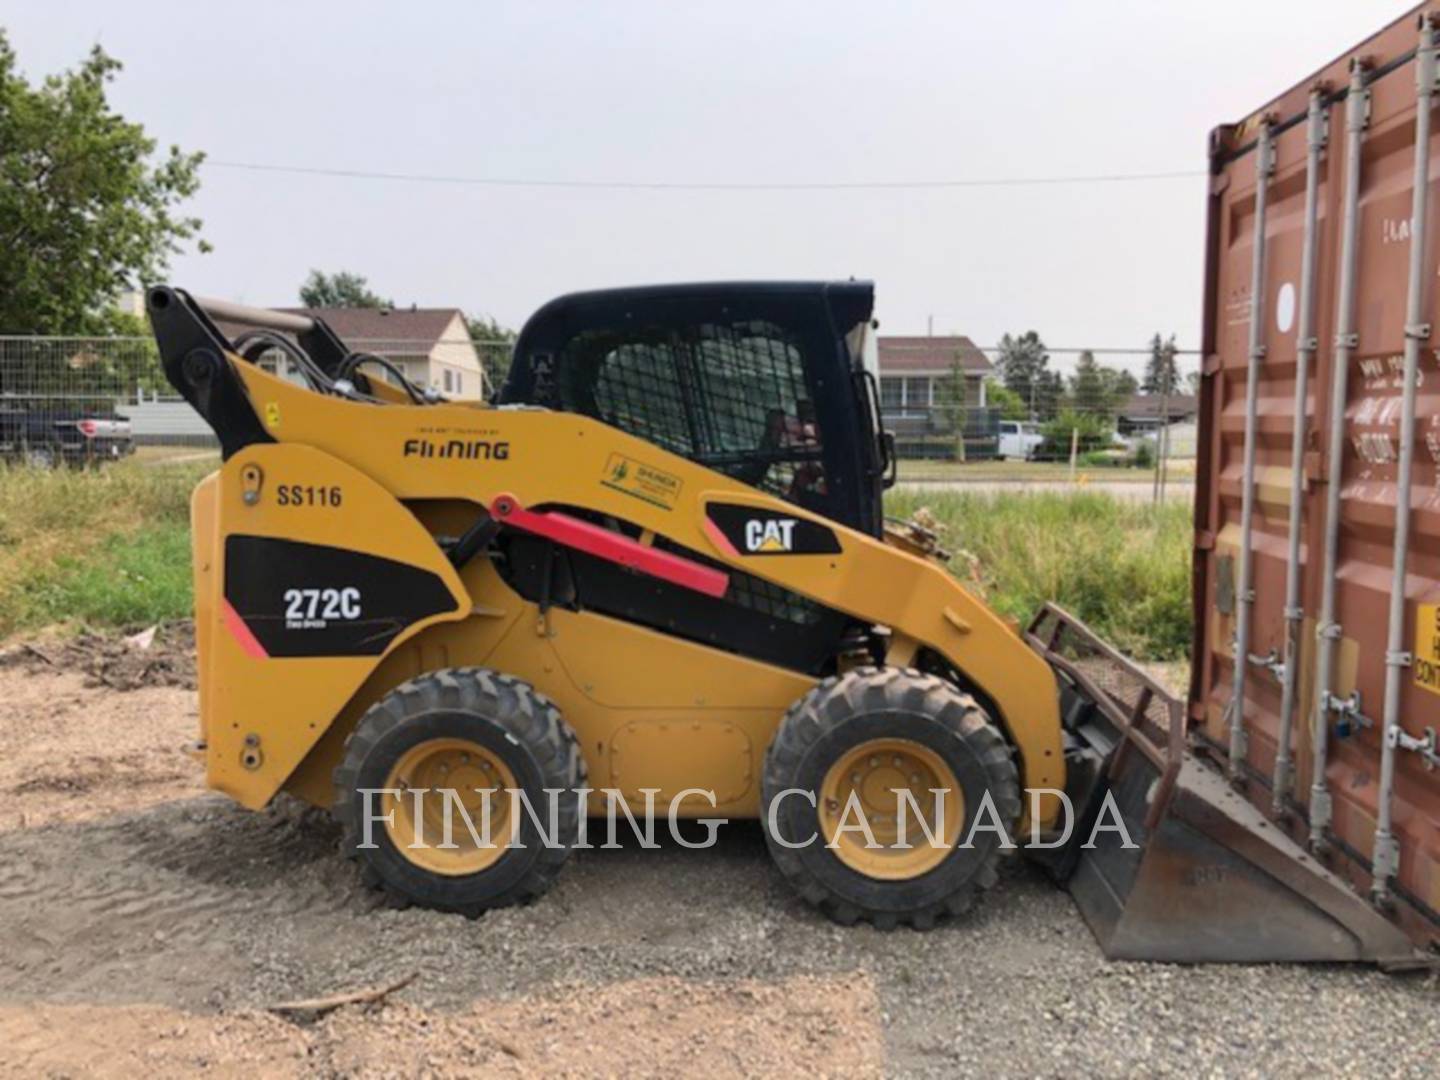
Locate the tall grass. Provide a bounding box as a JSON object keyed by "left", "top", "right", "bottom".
{"left": 886, "top": 490, "right": 1193, "bottom": 660}
{"left": 0, "top": 461, "right": 209, "bottom": 635}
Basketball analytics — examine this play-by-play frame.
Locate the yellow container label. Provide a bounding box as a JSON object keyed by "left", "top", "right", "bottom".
{"left": 1414, "top": 603, "right": 1440, "bottom": 697}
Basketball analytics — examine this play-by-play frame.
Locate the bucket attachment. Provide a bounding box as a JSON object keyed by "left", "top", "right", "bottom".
{"left": 1027, "top": 605, "right": 1422, "bottom": 967}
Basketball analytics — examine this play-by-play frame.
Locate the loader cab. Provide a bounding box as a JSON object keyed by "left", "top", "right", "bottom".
{"left": 499, "top": 282, "right": 889, "bottom": 536}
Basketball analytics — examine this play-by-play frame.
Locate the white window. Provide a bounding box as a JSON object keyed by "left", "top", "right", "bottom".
{"left": 443, "top": 369, "right": 454, "bottom": 393}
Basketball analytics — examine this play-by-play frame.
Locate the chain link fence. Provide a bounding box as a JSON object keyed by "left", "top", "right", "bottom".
{"left": 0, "top": 335, "right": 516, "bottom": 461}
{"left": 0, "top": 333, "right": 1198, "bottom": 479}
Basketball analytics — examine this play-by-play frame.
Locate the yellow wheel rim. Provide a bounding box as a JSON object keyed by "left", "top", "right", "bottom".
{"left": 382, "top": 737, "right": 517, "bottom": 876}
{"left": 818, "top": 737, "right": 965, "bottom": 880}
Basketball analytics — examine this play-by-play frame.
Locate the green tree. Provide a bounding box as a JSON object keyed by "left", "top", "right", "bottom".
{"left": 1143, "top": 332, "right": 1181, "bottom": 395}
{"left": 0, "top": 32, "right": 207, "bottom": 335}
{"left": 984, "top": 378, "right": 1028, "bottom": 421}
{"left": 1069, "top": 350, "right": 1137, "bottom": 418}
{"left": 298, "top": 270, "right": 392, "bottom": 309}
{"left": 1068, "top": 350, "right": 1107, "bottom": 414}
{"left": 996, "top": 331, "right": 1062, "bottom": 419}
{"left": 1038, "top": 408, "right": 1116, "bottom": 459}
{"left": 466, "top": 313, "right": 517, "bottom": 397}
{"left": 934, "top": 353, "right": 970, "bottom": 461}
{"left": 1101, "top": 366, "right": 1139, "bottom": 406}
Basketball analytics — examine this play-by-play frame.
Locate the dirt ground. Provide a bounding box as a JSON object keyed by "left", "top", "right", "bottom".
{"left": 0, "top": 637, "right": 1435, "bottom": 1078}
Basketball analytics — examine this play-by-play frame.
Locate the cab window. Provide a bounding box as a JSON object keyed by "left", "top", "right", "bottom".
{"left": 556, "top": 320, "right": 829, "bottom": 514}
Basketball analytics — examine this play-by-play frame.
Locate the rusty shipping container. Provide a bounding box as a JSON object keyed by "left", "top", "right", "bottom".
{"left": 1195, "top": 2, "right": 1440, "bottom": 950}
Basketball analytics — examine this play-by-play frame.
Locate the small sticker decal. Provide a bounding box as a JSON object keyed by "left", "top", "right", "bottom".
{"left": 601, "top": 453, "right": 682, "bottom": 510}
{"left": 1276, "top": 282, "right": 1296, "bottom": 334}
{"left": 264, "top": 401, "right": 282, "bottom": 429}
{"left": 1414, "top": 603, "right": 1440, "bottom": 697}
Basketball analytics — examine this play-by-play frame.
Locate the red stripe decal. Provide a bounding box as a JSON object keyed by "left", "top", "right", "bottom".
{"left": 491, "top": 494, "right": 728, "bottom": 599}
{"left": 702, "top": 516, "right": 740, "bottom": 558}
{"left": 223, "top": 599, "right": 270, "bottom": 659}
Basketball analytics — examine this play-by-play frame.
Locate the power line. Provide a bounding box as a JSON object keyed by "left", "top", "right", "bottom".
{"left": 204, "top": 159, "right": 1204, "bottom": 192}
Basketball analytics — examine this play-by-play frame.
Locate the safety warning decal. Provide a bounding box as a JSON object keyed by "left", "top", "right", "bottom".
{"left": 1414, "top": 603, "right": 1440, "bottom": 697}
{"left": 601, "top": 453, "right": 682, "bottom": 511}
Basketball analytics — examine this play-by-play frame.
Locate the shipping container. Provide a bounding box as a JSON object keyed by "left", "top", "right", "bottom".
{"left": 1195, "top": 1, "right": 1440, "bottom": 949}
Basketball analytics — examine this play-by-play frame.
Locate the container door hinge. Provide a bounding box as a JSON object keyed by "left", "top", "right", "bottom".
{"left": 1388, "top": 725, "right": 1440, "bottom": 770}
{"left": 1322, "top": 690, "right": 1375, "bottom": 738}
{"left": 1371, "top": 831, "right": 1400, "bottom": 883}
{"left": 1246, "top": 648, "right": 1286, "bottom": 681}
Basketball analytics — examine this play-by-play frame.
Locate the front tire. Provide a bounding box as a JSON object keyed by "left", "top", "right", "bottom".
{"left": 333, "top": 668, "right": 584, "bottom": 916}
{"left": 762, "top": 667, "right": 1019, "bottom": 929}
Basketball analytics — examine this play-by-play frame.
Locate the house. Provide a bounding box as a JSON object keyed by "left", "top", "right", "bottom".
{"left": 227, "top": 306, "right": 488, "bottom": 400}
{"left": 876, "top": 336, "right": 993, "bottom": 418}
{"left": 1116, "top": 393, "right": 1198, "bottom": 436}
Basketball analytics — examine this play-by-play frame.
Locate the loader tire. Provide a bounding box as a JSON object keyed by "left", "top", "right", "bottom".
{"left": 333, "top": 668, "right": 584, "bottom": 917}
{"left": 762, "top": 667, "right": 1020, "bottom": 930}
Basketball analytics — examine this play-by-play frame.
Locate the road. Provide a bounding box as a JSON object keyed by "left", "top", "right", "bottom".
{"left": 897, "top": 478, "right": 1195, "bottom": 501}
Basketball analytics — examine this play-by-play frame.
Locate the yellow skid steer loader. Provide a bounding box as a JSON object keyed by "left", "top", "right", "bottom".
{"left": 147, "top": 282, "right": 1421, "bottom": 963}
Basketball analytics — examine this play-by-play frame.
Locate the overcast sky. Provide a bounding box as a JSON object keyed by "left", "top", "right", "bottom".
{"left": 5, "top": 1, "right": 1410, "bottom": 366}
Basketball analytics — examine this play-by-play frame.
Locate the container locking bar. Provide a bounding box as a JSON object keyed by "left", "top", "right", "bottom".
{"left": 1229, "top": 117, "right": 1275, "bottom": 786}
{"left": 1272, "top": 88, "right": 1328, "bottom": 814}
{"left": 1372, "top": 17, "right": 1438, "bottom": 905}
{"left": 1309, "top": 58, "right": 1371, "bottom": 852}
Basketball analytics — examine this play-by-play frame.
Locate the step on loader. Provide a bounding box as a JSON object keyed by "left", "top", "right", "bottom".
{"left": 147, "top": 281, "right": 1425, "bottom": 964}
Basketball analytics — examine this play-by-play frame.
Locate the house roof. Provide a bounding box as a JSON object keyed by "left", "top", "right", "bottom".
{"left": 282, "top": 307, "right": 466, "bottom": 354}
{"left": 216, "top": 306, "right": 468, "bottom": 357}
{"left": 1119, "top": 393, "right": 1198, "bottom": 420}
{"left": 878, "top": 336, "right": 992, "bottom": 374}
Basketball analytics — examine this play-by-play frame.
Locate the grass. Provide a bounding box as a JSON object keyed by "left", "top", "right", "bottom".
{"left": 886, "top": 489, "right": 1193, "bottom": 660}
{"left": 0, "top": 460, "right": 209, "bottom": 637}
{"left": 0, "top": 460, "right": 1193, "bottom": 662}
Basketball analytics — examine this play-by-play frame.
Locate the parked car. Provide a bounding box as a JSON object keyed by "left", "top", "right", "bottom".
{"left": 0, "top": 398, "right": 136, "bottom": 467}
{"left": 997, "top": 419, "right": 1044, "bottom": 460}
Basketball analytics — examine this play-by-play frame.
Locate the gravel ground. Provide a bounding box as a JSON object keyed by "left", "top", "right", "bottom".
{"left": 0, "top": 663, "right": 1435, "bottom": 1076}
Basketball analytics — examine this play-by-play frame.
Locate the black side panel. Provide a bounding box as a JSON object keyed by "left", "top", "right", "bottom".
{"left": 497, "top": 533, "right": 850, "bottom": 674}
{"left": 706, "top": 503, "right": 842, "bottom": 556}
{"left": 224, "top": 536, "right": 458, "bottom": 657}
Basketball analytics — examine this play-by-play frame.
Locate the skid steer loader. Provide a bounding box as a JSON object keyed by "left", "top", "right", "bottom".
{"left": 147, "top": 282, "right": 1424, "bottom": 964}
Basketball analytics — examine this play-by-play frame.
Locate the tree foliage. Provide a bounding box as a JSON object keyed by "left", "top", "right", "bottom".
{"left": 1143, "top": 332, "right": 1181, "bottom": 395}
{"left": 0, "top": 32, "right": 207, "bottom": 335}
{"left": 466, "top": 313, "right": 517, "bottom": 397}
{"left": 1068, "top": 349, "right": 1137, "bottom": 418}
{"left": 934, "top": 353, "right": 970, "bottom": 461}
{"left": 996, "top": 331, "right": 1062, "bottom": 419}
{"left": 1039, "top": 408, "right": 1115, "bottom": 459}
{"left": 984, "top": 378, "right": 1028, "bottom": 421}
{"left": 298, "top": 270, "right": 392, "bottom": 309}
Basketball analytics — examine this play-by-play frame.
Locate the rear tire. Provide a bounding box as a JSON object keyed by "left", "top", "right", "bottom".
{"left": 762, "top": 667, "right": 1020, "bottom": 929}
{"left": 333, "top": 668, "right": 584, "bottom": 916}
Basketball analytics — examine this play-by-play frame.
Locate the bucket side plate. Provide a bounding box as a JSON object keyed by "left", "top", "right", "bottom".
{"left": 1029, "top": 604, "right": 1423, "bottom": 967}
